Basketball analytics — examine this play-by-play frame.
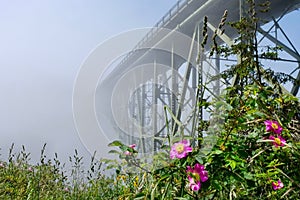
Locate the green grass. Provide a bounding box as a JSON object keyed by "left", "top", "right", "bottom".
{"left": 0, "top": 143, "right": 122, "bottom": 200}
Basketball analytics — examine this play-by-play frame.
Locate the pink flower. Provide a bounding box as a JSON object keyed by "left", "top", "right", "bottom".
{"left": 129, "top": 144, "right": 136, "bottom": 149}
{"left": 269, "top": 135, "right": 286, "bottom": 147}
{"left": 28, "top": 167, "right": 33, "bottom": 172}
{"left": 186, "top": 164, "right": 208, "bottom": 191}
{"left": 188, "top": 176, "right": 201, "bottom": 191}
{"left": 170, "top": 140, "right": 193, "bottom": 159}
{"left": 124, "top": 151, "right": 132, "bottom": 156}
{"left": 64, "top": 187, "right": 69, "bottom": 192}
{"left": 272, "top": 180, "right": 284, "bottom": 190}
{"left": 264, "top": 120, "right": 283, "bottom": 134}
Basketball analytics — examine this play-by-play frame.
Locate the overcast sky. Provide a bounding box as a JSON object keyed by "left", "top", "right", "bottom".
{"left": 0, "top": 0, "right": 175, "bottom": 164}
{"left": 0, "top": 1, "right": 299, "bottom": 167}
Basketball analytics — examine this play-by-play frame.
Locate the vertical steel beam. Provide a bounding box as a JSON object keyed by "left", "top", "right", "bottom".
{"left": 215, "top": 53, "right": 220, "bottom": 96}
{"left": 153, "top": 61, "right": 159, "bottom": 152}
{"left": 141, "top": 84, "right": 146, "bottom": 154}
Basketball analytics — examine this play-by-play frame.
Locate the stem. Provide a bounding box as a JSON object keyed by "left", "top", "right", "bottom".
{"left": 277, "top": 168, "right": 300, "bottom": 189}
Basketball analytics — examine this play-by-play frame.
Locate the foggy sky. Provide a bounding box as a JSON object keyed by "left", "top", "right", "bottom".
{"left": 0, "top": 0, "right": 175, "bottom": 165}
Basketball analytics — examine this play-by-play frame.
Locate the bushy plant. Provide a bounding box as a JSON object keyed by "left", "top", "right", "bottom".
{"left": 105, "top": 1, "right": 300, "bottom": 199}
{"left": 0, "top": 144, "right": 121, "bottom": 199}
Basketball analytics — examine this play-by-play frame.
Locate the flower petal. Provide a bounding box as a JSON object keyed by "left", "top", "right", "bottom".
{"left": 181, "top": 140, "right": 189, "bottom": 145}
{"left": 169, "top": 140, "right": 192, "bottom": 159}
{"left": 190, "top": 182, "right": 201, "bottom": 191}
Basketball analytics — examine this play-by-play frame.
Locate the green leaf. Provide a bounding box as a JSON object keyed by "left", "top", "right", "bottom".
{"left": 243, "top": 172, "right": 254, "bottom": 180}
{"left": 212, "top": 180, "right": 223, "bottom": 190}
{"left": 195, "top": 155, "right": 203, "bottom": 164}
{"left": 248, "top": 131, "right": 258, "bottom": 138}
{"left": 267, "top": 159, "right": 278, "bottom": 167}
{"left": 228, "top": 160, "right": 237, "bottom": 170}
{"left": 213, "top": 150, "right": 223, "bottom": 155}
{"left": 108, "top": 140, "right": 124, "bottom": 147}
{"left": 120, "top": 145, "right": 129, "bottom": 152}
{"left": 134, "top": 193, "right": 146, "bottom": 199}
{"left": 108, "top": 150, "right": 120, "bottom": 154}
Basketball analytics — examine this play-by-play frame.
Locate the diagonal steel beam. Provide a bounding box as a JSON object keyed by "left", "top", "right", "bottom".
{"left": 258, "top": 27, "right": 300, "bottom": 95}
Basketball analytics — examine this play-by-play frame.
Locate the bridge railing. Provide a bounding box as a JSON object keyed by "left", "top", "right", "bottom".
{"left": 119, "top": 0, "right": 190, "bottom": 66}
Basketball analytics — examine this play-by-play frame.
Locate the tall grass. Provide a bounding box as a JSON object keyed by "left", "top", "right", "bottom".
{"left": 0, "top": 143, "right": 122, "bottom": 199}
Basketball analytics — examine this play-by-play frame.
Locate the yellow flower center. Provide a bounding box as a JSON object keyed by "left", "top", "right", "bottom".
{"left": 274, "top": 182, "right": 278, "bottom": 186}
{"left": 274, "top": 138, "right": 281, "bottom": 145}
{"left": 272, "top": 123, "right": 278, "bottom": 130}
{"left": 192, "top": 172, "right": 200, "bottom": 180}
{"left": 176, "top": 144, "right": 184, "bottom": 153}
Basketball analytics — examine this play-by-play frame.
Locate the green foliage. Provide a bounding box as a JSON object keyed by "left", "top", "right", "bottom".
{"left": 103, "top": 0, "right": 300, "bottom": 199}
{"left": 204, "top": 84, "right": 300, "bottom": 199}
{"left": 0, "top": 144, "right": 120, "bottom": 199}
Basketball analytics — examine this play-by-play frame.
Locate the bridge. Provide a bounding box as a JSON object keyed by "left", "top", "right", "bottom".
{"left": 75, "top": 0, "right": 300, "bottom": 157}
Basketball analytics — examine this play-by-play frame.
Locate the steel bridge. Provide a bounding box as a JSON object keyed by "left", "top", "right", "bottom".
{"left": 96, "top": 0, "right": 300, "bottom": 156}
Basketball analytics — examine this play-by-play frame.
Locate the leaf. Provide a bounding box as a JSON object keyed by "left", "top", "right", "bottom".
{"left": 243, "top": 172, "right": 254, "bottom": 180}
{"left": 134, "top": 193, "right": 146, "bottom": 199}
{"left": 108, "top": 150, "right": 120, "bottom": 154}
{"left": 267, "top": 159, "right": 278, "bottom": 167}
{"left": 228, "top": 160, "right": 237, "bottom": 170}
{"left": 120, "top": 145, "right": 129, "bottom": 152}
{"left": 160, "top": 144, "right": 170, "bottom": 150}
{"left": 108, "top": 140, "right": 123, "bottom": 147}
{"left": 248, "top": 131, "right": 258, "bottom": 138}
{"left": 212, "top": 180, "right": 223, "bottom": 190}
{"left": 195, "top": 155, "right": 203, "bottom": 164}
{"left": 213, "top": 150, "right": 223, "bottom": 155}
{"left": 118, "top": 153, "right": 127, "bottom": 160}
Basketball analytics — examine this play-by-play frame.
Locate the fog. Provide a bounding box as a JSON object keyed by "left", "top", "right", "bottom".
{"left": 0, "top": 0, "right": 175, "bottom": 166}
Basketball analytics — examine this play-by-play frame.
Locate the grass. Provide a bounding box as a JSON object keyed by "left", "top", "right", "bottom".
{"left": 0, "top": 143, "right": 122, "bottom": 200}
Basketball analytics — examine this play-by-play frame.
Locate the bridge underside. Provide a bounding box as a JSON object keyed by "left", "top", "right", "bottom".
{"left": 95, "top": 0, "right": 300, "bottom": 155}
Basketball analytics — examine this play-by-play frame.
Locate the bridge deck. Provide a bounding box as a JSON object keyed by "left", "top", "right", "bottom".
{"left": 107, "top": 0, "right": 300, "bottom": 83}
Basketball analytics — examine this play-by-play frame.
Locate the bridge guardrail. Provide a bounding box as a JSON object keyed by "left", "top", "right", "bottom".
{"left": 119, "top": 0, "right": 190, "bottom": 66}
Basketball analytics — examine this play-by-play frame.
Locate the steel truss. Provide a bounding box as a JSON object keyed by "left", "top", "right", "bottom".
{"left": 99, "top": 0, "right": 300, "bottom": 157}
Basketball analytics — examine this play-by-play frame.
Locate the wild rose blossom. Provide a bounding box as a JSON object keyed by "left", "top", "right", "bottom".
{"left": 170, "top": 140, "right": 192, "bottom": 159}
{"left": 124, "top": 144, "right": 136, "bottom": 156}
{"left": 264, "top": 120, "right": 283, "bottom": 134}
{"left": 124, "top": 151, "right": 132, "bottom": 156}
{"left": 188, "top": 176, "right": 201, "bottom": 191}
{"left": 269, "top": 135, "right": 286, "bottom": 147}
{"left": 272, "top": 180, "right": 284, "bottom": 190}
{"left": 186, "top": 163, "right": 208, "bottom": 191}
